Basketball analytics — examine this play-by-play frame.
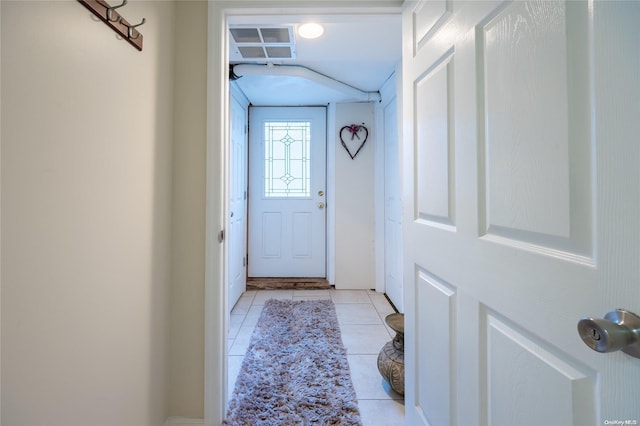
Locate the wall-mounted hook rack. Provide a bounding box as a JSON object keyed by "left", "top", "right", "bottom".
{"left": 126, "top": 18, "right": 146, "bottom": 40}
{"left": 77, "top": 0, "right": 145, "bottom": 51}
{"left": 106, "top": 0, "right": 126, "bottom": 22}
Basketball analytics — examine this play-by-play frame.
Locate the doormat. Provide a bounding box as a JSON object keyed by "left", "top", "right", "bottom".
{"left": 224, "top": 299, "right": 362, "bottom": 426}
{"left": 247, "top": 277, "right": 331, "bottom": 290}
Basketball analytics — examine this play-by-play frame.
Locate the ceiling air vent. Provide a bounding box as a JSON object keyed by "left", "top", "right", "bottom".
{"left": 229, "top": 26, "right": 296, "bottom": 60}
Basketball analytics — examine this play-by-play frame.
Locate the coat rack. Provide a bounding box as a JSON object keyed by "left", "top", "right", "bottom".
{"left": 78, "top": 0, "right": 145, "bottom": 51}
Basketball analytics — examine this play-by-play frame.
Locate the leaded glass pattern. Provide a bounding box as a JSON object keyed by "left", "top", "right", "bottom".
{"left": 264, "top": 121, "right": 311, "bottom": 198}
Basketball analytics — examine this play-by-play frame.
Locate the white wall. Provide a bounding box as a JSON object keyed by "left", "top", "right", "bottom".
{"left": 1, "top": 2, "right": 175, "bottom": 425}
{"left": 334, "top": 102, "right": 376, "bottom": 289}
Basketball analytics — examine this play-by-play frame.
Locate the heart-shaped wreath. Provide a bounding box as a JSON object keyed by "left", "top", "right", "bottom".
{"left": 339, "top": 123, "right": 369, "bottom": 160}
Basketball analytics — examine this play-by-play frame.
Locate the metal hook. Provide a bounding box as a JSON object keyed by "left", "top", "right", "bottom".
{"left": 126, "top": 18, "right": 146, "bottom": 39}
{"left": 106, "top": 0, "right": 127, "bottom": 22}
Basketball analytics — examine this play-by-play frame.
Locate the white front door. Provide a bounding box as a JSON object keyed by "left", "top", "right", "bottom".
{"left": 402, "top": 1, "right": 640, "bottom": 425}
{"left": 248, "top": 107, "right": 327, "bottom": 278}
{"left": 228, "top": 91, "right": 248, "bottom": 310}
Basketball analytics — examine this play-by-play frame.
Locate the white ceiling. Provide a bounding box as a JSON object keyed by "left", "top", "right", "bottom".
{"left": 229, "top": 13, "right": 402, "bottom": 106}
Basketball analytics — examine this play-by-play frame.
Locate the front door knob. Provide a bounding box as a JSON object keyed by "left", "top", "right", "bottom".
{"left": 578, "top": 309, "right": 640, "bottom": 359}
{"left": 318, "top": 202, "right": 326, "bottom": 209}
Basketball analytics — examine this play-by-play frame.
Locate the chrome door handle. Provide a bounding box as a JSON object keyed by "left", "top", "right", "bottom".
{"left": 318, "top": 202, "right": 325, "bottom": 209}
{"left": 578, "top": 309, "right": 640, "bottom": 359}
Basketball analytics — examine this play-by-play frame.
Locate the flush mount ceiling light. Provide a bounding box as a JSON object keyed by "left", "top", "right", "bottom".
{"left": 298, "top": 23, "right": 324, "bottom": 39}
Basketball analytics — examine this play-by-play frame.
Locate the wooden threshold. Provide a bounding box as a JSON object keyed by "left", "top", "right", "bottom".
{"left": 247, "top": 277, "right": 331, "bottom": 290}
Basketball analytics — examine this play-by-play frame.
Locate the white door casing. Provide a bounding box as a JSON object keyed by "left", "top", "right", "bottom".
{"left": 248, "top": 106, "right": 327, "bottom": 278}
{"left": 402, "top": 1, "right": 640, "bottom": 425}
{"left": 228, "top": 88, "right": 248, "bottom": 311}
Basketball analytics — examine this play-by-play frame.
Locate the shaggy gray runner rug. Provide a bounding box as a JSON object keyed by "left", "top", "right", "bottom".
{"left": 224, "top": 299, "right": 362, "bottom": 426}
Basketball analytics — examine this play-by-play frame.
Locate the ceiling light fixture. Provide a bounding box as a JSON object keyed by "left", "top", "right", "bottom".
{"left": 298, "top": 23, "right": 324, "bottom": 39}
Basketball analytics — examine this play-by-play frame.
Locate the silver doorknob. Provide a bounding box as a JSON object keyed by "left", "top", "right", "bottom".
{"left": 577, "top": 309, "right": 640, "bottom": 359}
{"left": 318, "top": 202, "right": 325, "bottom": 209}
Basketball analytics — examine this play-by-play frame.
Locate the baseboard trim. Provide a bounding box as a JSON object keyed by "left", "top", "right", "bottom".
{"left": 163, "top": 417, "right": 205, "bottom": 426}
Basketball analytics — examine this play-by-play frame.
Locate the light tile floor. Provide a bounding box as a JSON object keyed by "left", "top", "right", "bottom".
{"left": 228, "top": 289, "right": 406, "bottom": 426}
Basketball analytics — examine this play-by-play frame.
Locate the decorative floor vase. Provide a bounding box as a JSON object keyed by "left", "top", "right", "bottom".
{"left": 377, "top": 313, "right": 405, "bottom": 395}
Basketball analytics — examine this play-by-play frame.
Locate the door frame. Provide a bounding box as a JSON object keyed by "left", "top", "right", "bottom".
{"left": 205, "top": 2, "right": 404, "bottom": 424}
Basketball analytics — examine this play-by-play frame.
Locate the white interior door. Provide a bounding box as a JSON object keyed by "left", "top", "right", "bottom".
{"left": 248, "top": 107, "right": 327, "bottom": 278}
{"left": 384, "top": 96, "right": 403, "bottom": 311}
{"left": 402, "top": 1, "right": 640, "bottom": 425}
{"left": 228, "top": 90, "right": 248, "bottom": 310}
{"left": 227, "top": 90, "right": 248, "bottom": 310}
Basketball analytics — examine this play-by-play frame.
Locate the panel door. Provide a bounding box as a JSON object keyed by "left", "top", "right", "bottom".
{"left": 228, "top": 91, "right": 248, "bottom": 310}
{"left": 384, "top": 96, "right": 404, "bottom": 311}
{"left": 248, "top": 107, "right": 327, "bottom": 278}
{"left": 402, "top": 1, "right": 640, "bottom": 425}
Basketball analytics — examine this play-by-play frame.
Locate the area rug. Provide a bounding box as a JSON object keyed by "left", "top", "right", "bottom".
{"left": 224, "top": 299, "right": 362, "bottom": 426}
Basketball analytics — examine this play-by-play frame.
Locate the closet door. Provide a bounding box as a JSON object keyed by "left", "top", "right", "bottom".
{"left": 383, "top": 96, "right": 403, "bottom": 311}
{"left": 228, "top": 89, "right": 248, "bottom": 310}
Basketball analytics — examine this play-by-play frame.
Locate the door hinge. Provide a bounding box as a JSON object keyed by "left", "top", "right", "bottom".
{"left": 243, "top": 256, "right": 246, "bottom": 267}
{"left": 217, "top": 229, "right": 224, "bottom": 243}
